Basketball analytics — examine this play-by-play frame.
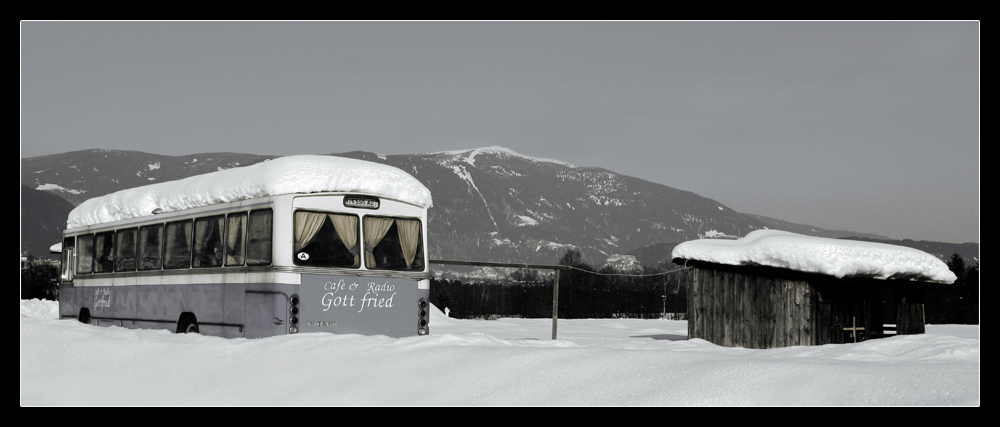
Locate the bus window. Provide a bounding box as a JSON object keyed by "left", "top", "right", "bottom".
{"left": 363, "top": 217, "right": 424, "bottom": 271}
{"left": 247, "top": 209, "right": 272, "bottom": 266}
{"left": 225, "top": 212, "right": 247, "bottom": 266}
{"left": 61, "top": 236, "right": 75, "bottom": 281}
{"left": 193, "top": 215, "right": 224, "bottom": 268}
{"left": 293, "top": 211, "right": 359, "bottom": 268}
{"left": 77, "top": 234, "right": 94, "bottom": 274}
{"left": 115, "top": 228, "right": 137, "bottom": 272}
{"left": 138, "top": 224, "right": 163, "bottom": 271}
{"left": 164, "top": 220, "right": 193, "bottom": 269}
{"left": 94, "top": 231, "right": 114, "bottom": 273}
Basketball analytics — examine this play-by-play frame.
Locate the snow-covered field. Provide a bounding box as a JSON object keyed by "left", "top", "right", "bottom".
{"left": 20, "top": 299, "right": 979, "bottom": 406}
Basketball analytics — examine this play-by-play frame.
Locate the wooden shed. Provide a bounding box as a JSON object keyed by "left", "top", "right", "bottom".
{"left": 671, "top": 230, "right": 955, "bottom": 349}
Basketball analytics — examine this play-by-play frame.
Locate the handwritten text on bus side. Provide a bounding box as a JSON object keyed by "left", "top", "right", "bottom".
{"left": 93, "top": 288, "right": 112, "bottom": 311}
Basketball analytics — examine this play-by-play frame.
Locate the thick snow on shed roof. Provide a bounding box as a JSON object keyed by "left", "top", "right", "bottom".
{"left": 67, "top": 155, "right": 432, "bottom": 228}
{"left": 672, "top": 230, "right": 956, "bottom": 284}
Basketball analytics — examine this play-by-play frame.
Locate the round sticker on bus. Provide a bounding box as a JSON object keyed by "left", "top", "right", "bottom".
{"left": 297, "top": 252, "right": 309, "bottom": 261}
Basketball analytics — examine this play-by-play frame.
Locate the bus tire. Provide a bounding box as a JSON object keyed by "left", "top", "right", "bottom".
{"left": 177, "top": 313, "right": 199, "bottom": 334}
{"left": 79, "top": 308, "right": 91, "bottom": 324}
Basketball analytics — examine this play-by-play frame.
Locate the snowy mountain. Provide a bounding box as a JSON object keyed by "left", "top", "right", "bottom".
{"left": 20, "top": 185, "right": 74, "bottom": 258}
{"left": 21, "top": 147, "right": 969, "bottom": 267}
{"left": 20, "top": 150, "right": 275, "bottom": 207}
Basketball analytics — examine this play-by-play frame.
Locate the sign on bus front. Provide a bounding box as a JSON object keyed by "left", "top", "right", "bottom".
{"left": 299, "top": 274, "right": 417, "bottom": 337}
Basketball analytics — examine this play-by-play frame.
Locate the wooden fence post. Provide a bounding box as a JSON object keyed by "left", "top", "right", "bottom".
{"left": 552, "top": 269, "right": 559, "bottom": 340}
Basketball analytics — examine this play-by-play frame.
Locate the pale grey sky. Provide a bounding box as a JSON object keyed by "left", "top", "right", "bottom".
{"left": 20, "top": 21, "right": 979, "bottom": 244}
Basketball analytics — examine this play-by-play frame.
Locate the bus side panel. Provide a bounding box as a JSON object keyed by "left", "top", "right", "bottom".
{"left": 58, "top": 285, "right": 84, "bottom": 321}
{"left": 57, "top": 283, "right": 135, "bottom": 326}
{"left": 58, "top": 283, "right": 256, "bottom": 338}
{"left": 299, "top": 274, "right": 422, "bottom": 338}
{"left": 244, "top": 290, "right": 290, "bottom": 338}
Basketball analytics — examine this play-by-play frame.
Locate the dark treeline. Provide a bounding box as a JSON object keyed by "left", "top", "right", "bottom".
{"left": 20, "top": 256, "right": 59, "bottom": 301}
{"left": 431, "top": 249, "right": 979, "bottom": 324}
{"left": 923, "top": 253, "right": 979, "bottom": 324}
{"left": 22, "top": 246, "right": 977, "bottom": 324}
{"left": 431, "top": 249, "right": 688, "bottom": 320}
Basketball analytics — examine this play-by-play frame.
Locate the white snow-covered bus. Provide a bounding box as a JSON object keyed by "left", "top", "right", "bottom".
{"left": 57, "top": 155, "right": 433, "bottom": 338}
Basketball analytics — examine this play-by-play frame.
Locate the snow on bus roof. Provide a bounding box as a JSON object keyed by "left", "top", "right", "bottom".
{"left": 671, "top": 230, "right": 956, "bottom": 284}
{"left": 66, "top": 155, "right": 433, "bottom": 228}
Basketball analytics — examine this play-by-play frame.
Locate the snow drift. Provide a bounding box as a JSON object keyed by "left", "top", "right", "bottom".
{"left": 20, "top": 299, "right": 978, "bottom": 406}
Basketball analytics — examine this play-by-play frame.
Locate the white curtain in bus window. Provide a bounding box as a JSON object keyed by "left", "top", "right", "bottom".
{"left": 294, "top": 211, "right": 326, "bottom": 249}
{"left": 138, "top": 224, "right": 163, "bottom": 270}
{"left": 363, "top": 216, "right": 395, "bottom": 268}
{"left": 114, "top": 228, "right": 137, "bottom": 272}
{"left": 329, "top": 214, "right": 359, "bottom": 267}
{"left": 194, "top": 215, "right": 224, "bottom": 268}
{"left": 225, "top": 213, "right": 247, "bottom": 266}
{"left": 164, "top": 220, "right": 192, "bottom": 269}
{"left": 247, "top": 210, "right": 272, "bottom": 266}
{"left": 94, "top": 231, "right": 114, "bottom": 273}
{"left": 395, "top": 218, "right": 422, "bottom": 268}
{"left": 294, "top": 211, "right": 359, "bottom": 267}
{"left": 77, "top": 234, "right": 94, "bottom": 274}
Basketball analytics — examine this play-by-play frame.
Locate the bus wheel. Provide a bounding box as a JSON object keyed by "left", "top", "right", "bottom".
{"left": 79, "top": 308, "right": 91, "bottom": 324}
{"left": 177, "top": 314, "right": 199, "bottom": 334}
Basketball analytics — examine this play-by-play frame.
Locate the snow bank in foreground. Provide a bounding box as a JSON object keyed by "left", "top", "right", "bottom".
{"left": 67, "top": 155, "right": 433, "bottom": 228}
{"left": 671, "top": 230, "right": 956, "bottom": 284}
{"left": 19, "top": 299, "right": 980, "bottom": 406}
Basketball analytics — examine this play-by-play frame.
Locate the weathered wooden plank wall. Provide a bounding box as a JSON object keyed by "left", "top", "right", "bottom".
{"left": 686, "top": 264, "right": 930, "bottom": 348}
{"left": 688, "top": 268, "right": 821, "bottom": 349}
{"left": 895, "top": 290, "right": 926, "bottom": 335}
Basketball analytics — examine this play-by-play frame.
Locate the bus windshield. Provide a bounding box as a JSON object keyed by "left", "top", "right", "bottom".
{"left": 292, "top": 211, "right": 424, "bottom": 271}
{"left": 293, "top": 211, "right": 360, "bottom": 268}
{"left": 363, "top": 216, "right": 423, "bottom": 271}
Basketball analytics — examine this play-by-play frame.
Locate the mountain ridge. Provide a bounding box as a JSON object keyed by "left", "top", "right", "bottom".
{"left": 21, "top": 148, "right": 976, "bottom": 266}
